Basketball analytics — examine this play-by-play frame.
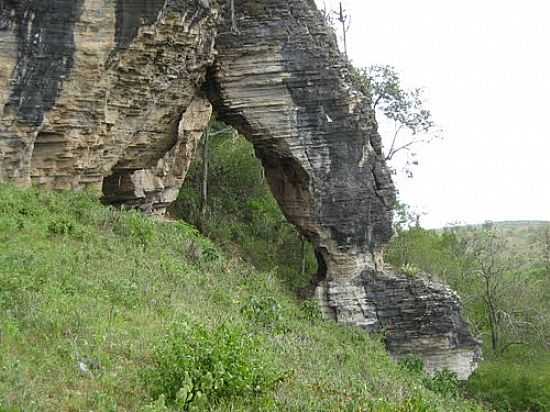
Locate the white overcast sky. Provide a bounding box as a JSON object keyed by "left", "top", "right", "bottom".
{"left": 316, "top": 0, "right": 550, "bottom": 228}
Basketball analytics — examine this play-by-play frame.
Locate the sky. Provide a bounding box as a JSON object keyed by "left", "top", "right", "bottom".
{"left": 315, "top": 0, "right": 550, "bottom": 228}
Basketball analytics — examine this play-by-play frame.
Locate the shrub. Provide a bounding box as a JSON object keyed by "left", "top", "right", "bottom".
{"left": 144, "top": 322, "right": 284, "bottom": 410}
{"left": 112, "top": 211, "right": 156, "bottom": 247}
{"left": 399, "top": 357, "right": 460, "bottom": 399}
{"left": 240, "top": 296, "right": 284, "bottom": 331}
{"left": 301, "top": 299, "right": 323, "bottom": 323}
{"left": 466, "top": 358, "right": 550, "bottom": 411}
{"left": 425, "top": 369, "right": 460, "bottom": 398}
{"left": 47, "top": 218, "right": 76, "bottom": 235}
{"left": 399, "top": 355, "right": 425, "bottom": 375}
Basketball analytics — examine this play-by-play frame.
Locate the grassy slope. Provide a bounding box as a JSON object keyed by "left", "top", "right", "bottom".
{"left": 0, "top": 185, "right": 483, "bottom": 411}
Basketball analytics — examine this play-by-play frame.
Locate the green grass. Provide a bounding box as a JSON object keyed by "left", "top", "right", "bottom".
{"left": 0, "top": 185, "right": 485, "bottom": 411}
{"left": 466, "top": 350, "right": 550, "bottom": 412}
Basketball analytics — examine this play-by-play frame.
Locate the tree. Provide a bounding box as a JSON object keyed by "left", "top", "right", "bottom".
{"left": 319, "top": 1, "right": 350, "bottom": 58}
{"left": 229, "top": 0, "right": 239, "bottom": 33}
{"left": 353, "top": 65, "right": 441, "bottom": 177}
{"left": 387, "top": 221, "right": 550, "bottom": 354}
{"left": 199, "top": 126, "right": 210, "bottom": 232}
{"left": 334, "top": 2, "right": 350, "bottom": 59}
{"left": 198, "top": 121, "right": 235, "bottom": 232}
{"left": 459, "top": 223, "right": 550, "bottom": 354}
{"left": 462, "top": 224, "right": 513, "bottom": 353}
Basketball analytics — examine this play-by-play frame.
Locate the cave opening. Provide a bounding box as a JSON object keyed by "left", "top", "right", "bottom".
{"left": 171, "top": 118, "right": 323, "bottom": 293}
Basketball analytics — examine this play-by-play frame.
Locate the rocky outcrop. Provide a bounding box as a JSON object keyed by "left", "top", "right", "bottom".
{"left": 0, "top": 0, "right": 480, "bottom": 377}
{"left": 316, "top": 271, "right": 481, "bottom": 379}
{"left": 0, "top": 0, "right": 215, "bottom": 211}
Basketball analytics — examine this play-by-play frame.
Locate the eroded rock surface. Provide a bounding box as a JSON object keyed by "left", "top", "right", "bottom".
{"left": 0, "top": 0, "right": 215, "bottom": 209}
{"left": 0, "top": 0, "right": 480, "bottom": 377}
{"left": 316, "top": 271, "right": 481, "bottom": 379}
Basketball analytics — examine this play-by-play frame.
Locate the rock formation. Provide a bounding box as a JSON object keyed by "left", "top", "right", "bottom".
{"left": 0, "top": 0, "right": 480, "bottom": 377}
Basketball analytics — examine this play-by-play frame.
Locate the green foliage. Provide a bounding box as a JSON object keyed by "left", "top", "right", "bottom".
{"left": 399, "top": 357, "right": 460, "bottom": 399}
{"left": 363, "top": 65, "right": 434, "bottom": 135}
{"left": 353, "top": 65, "right": 439, "bottom": 173}
{"left": 240, "top": 296, "right": 284, "bottom": 331}
{"left": 387, "top": 218, "right": 550, "bottom": 411}
{"left": 399, "top": 355, "right": 425, "bottom": 375}
{"left": 0, "top": 185, "right": 485, "bottom": 411}
{"left": 174, "top": 124, "right": 317, "bottom": 290}
{"left": 47, "top": 218, "right": 77, "bottom": 235}
{"left": 112, "top": 210, "right": 157, "bottom": 247}
{"left": 144, "top": 322, "right": 283, "bottom": 410}
{"left": 401, "top": 263, "right": 421, "bottom": 277}
{"left": 365, "top": 395, "right": 438, "bottom": 412}
{"left": 426, "top": 370, "right": 460, "bottom": 399}
{"left": 301, "top": 299, "right": 323, "bottom": 324}
{"left": 466, "top": 354, "right": 550, "bottom": 412}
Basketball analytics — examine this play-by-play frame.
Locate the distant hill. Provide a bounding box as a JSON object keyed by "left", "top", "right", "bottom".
{"left": 440, "top": 220, "right": 550, "bottom": 231}
{"left": 438, "top": 220, "right": 550, "bottom": 263}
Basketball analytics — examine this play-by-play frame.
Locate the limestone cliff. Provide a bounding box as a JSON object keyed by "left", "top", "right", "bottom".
{"left": 0, "top": 0, "right": 480, "bottom": 377}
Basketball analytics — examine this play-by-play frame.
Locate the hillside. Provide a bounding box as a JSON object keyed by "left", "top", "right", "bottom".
{"left": 440, "top": 220, "right": 550, "bottom": 267}
{"left": 0, "top": 185, "right": 484, "bottom": 411}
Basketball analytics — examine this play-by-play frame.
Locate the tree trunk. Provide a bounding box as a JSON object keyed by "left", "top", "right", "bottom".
{"left": 338, "top": 2, "right": 348, "bottom": 59}
{"left": 230, "top": 0, "right": 238, "bottom": 33}
{"left": 199, "top": 127, "right": 210, "bottom": 232}
{"left": 544, "top": 227, "right": 550, "bottom": 275}
{"left": 301, "top": 236, "right": 307, "bottom": 277}
{"left": 484, "top": 276, "right": 499, "bottom": 353}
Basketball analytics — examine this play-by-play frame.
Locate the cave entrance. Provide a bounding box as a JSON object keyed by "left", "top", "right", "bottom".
{"left": 172, "top": 119, "right": 319, "bottom": 291}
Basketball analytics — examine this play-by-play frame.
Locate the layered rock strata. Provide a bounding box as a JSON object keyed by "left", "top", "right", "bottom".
{"left": 0, "top": 0, "right": 215, "bottom": 211}
{"left": 0, "top": 0, "right": 480, "bottom": 377}
{"left": 316, "top": 271, "right": 481, "bottom": 379}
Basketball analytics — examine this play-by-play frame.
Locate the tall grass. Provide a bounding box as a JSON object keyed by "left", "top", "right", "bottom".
{"left": 0, "top": 185, "right": 484, "bottom": 411}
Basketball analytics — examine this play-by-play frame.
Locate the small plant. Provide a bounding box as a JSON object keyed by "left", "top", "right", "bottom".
{"left": 47, "top": 218, "right": 75, "bottom": 235}
{"left": 302, "top": 299, "right": 322, "bottom": 323}
{"left": 401, "top": 263, "right": 421, "bottom": 277}
{"left": 398, "top": 355, "right": 425, "bottom": 375}
{"left": 425, "top": 369, "right": 460, "bottom": 398}
{"left": 201, "top": 245, "right": 221, "bottom": 263}
{"left": 143, "top": 322, "right": 284, "bottom": 410}
{"left": 240, "top": 296, "right": 284, "bottom": 331}
{"left": 141, "top": 395, "right": 170, "bottom": 412}
{"left": 399, "top": 357, "right": 460, "bottom": 399}
{"left": 112, "top": 211, "right": 156, "bottom": 247}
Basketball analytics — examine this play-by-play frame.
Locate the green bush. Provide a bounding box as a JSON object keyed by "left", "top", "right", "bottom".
{"left": 47, "top": 218, "right": 76, "bottom": 235}
{"left": 399, "top": 357, "right": 460, "bottom": 400}
{"left": 399, "top": 355, "right": 425, "bottom": 375}
{"left": 240, "top": 296, "right": 284, "bottom": 331}
{"left": 301, "top": 299, "right": 322, "bottom": 323}
{"left": 425, "top": 369, "right": 460, "bottom": 399}
{"left": 143, "top": 322, "right": 284, "bottom": 410}
{"left": 466, "top": 358, "right": 550, "bottom": 411}
{"left": 112, "top": 211, "right": 156, "bottom": 247}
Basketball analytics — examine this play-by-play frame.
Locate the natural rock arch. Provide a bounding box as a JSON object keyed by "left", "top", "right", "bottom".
{"left": 0, "top": 0, "right": 480, "bottom": 378}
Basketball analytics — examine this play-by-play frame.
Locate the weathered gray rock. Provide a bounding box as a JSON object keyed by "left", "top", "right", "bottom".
{"left": 0, "top": 0, "right": 480, "bottom": 377}
{"left": 316, "top": 270, "right": 481, "bottom": 379}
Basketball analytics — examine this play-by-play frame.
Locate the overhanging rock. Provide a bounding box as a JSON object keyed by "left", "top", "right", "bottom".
{"left": 0, "top": 0, "right": 480, "bottom": 378}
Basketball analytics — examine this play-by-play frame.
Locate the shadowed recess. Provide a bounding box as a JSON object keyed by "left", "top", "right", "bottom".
{"left": 115, "top": 0, "right": 166, "bottom": 49}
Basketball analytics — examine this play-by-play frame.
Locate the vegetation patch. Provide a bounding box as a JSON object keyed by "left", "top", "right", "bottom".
{"left": 144, "top": 322, "right": 284, "bottom": 410}
{"left": 0, "top": 184, "right": 486, "bottom": 411}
